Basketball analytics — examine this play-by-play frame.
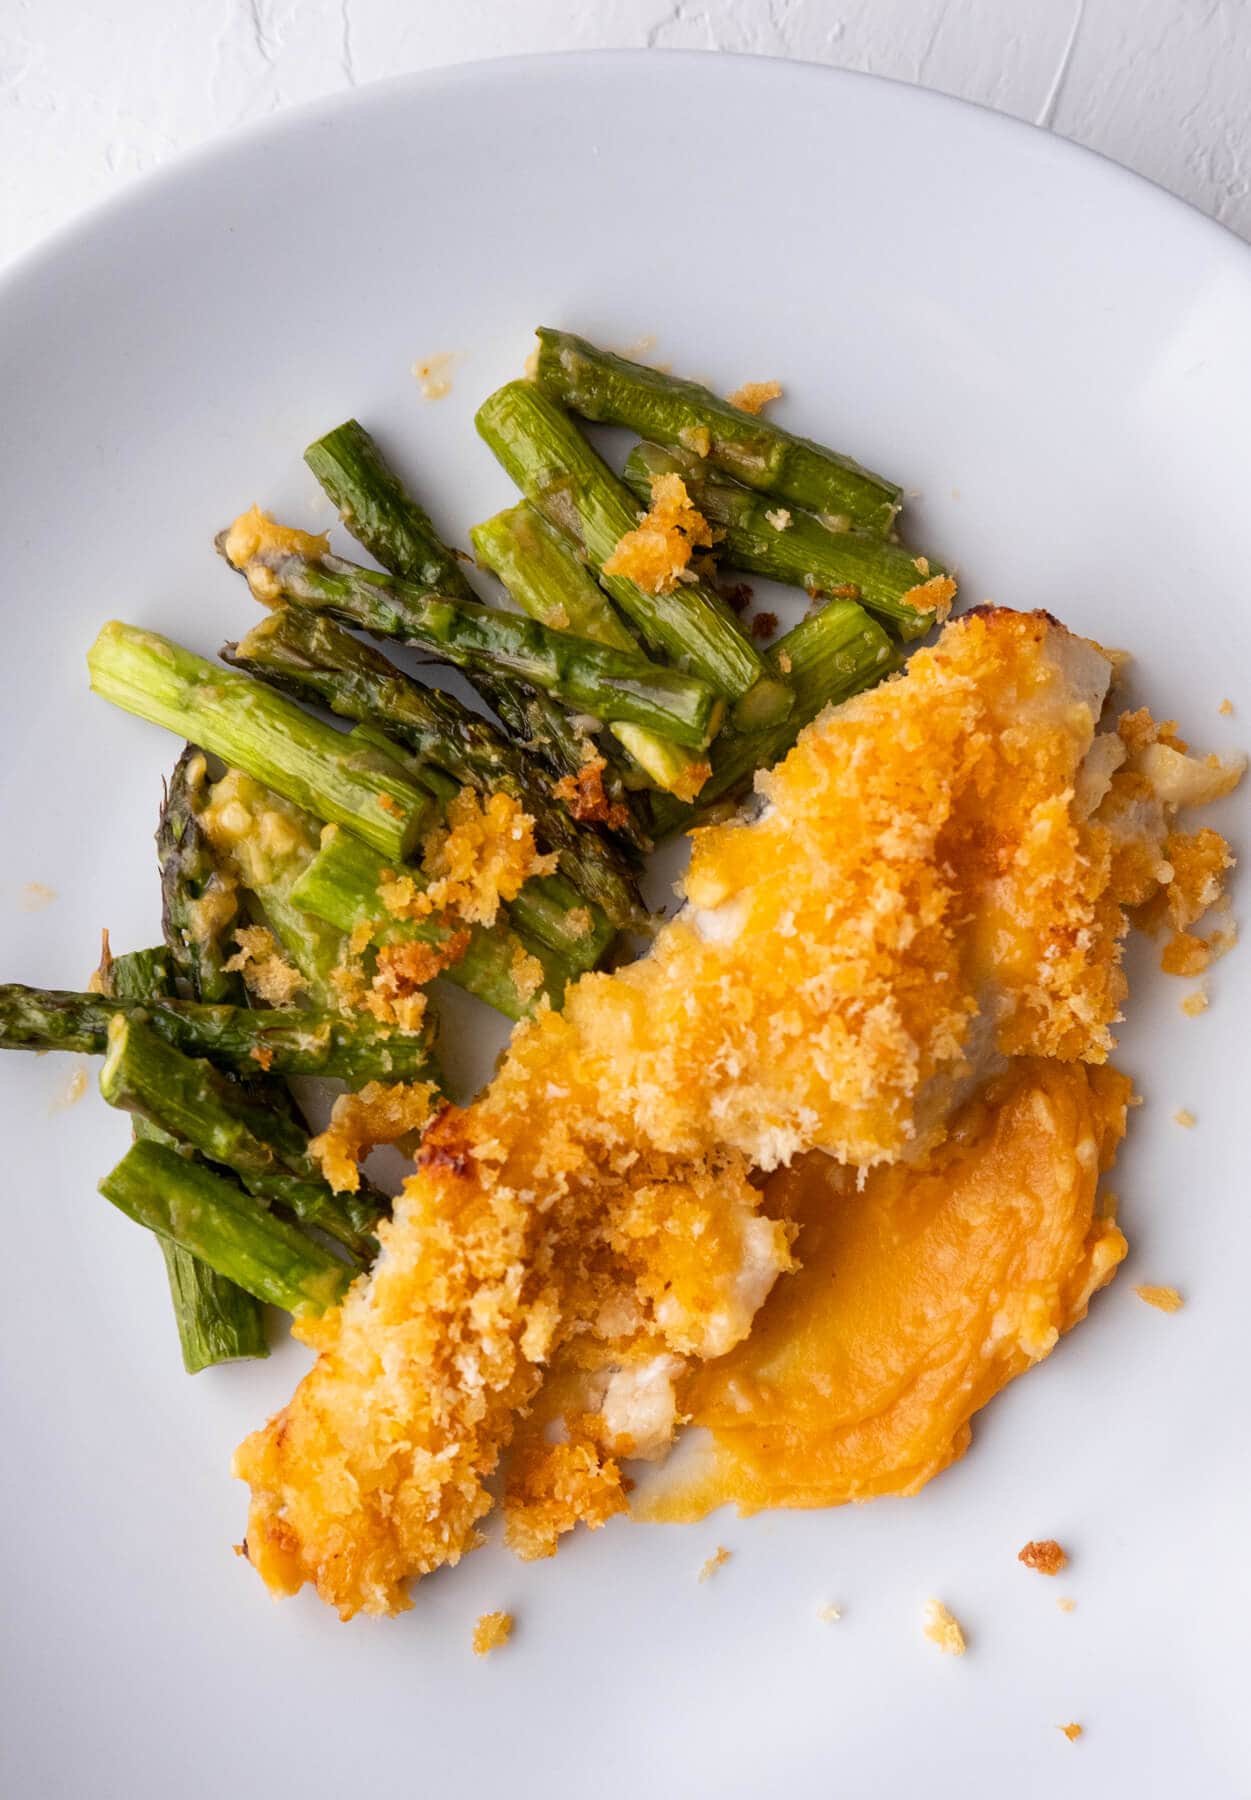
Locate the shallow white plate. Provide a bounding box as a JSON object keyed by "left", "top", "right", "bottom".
{"left": 1, "top": 52, "right": 1249, "bottom": 1800}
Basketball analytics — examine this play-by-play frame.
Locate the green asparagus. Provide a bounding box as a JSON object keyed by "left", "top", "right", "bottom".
{"left": 649, "top": 599, "right": 898, "bottom": 835}
{"left": 88, "top": 621, "right": 434, "bottom": 863}
{"left": 100, "top": 1014, "right": 380, "bottom": 1262}
{"left": 305, "top": 418, "right": 478, "bottom": 601}
{"left": 623, "top": 442, "right": 948, "bottom": 641}
{"left": 471, "top": 500, "right": 704, "bottom": 802}
{"left": 100, "top": 1138, "right": 352, "bottom": 1316}
{"left": 218, "top": 524, "right": 722, "bottom": 750}
{"left": 157, "top": 749, "right": 248, "bottom": 1004}
{"left": 0, "top": 983, "right": 438, "bottom": 1084}
{"left": 223, "top": 607, "right": 645, "bottom": 929}
{"left": 533, "top": 327, "right": 901, "bottom": 535}
{"left": 109, "top": 946, "right": 268, "bottom": 1371}
{"left": 475, "top": 381, "right": 791, "bottom": 730}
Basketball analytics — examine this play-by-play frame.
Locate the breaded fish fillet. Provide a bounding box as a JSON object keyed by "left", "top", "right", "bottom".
{"left": 234, "top": 608, "right": 1205, "bottom": 1617}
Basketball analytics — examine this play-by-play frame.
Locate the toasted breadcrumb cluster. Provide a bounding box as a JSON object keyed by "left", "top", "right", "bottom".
{"left": 552, "top": 754, "right": 631, "bottom": 831}
{"left": 223, "top": 925, "right": 306, "bottom": 1007}
{"left": 310, "top": 1081, "right": 439, "bottom": 1195}
{"left": 1134, "top": 1284, "right": 1184, "bottom": 1313}
{"left": 1018, "top": 1539, "right": 1069, "bottom": 1576}
{"left": 472, "top": 1611, "right": 513, "bottom": 1656}
{"left": 726, "top": 381, "right": 782, "bottom": 416}
{"left": 233, "top": 610, "right": 1239, "bottom": 1619}
{"left": 698, "top": 1546, "right": 732, "bottom": 1582}
{"left": 603, "top": 473, "right": 717, "bottom": 595}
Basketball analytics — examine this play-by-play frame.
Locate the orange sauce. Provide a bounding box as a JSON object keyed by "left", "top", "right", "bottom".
{"left": 640, "top": 1060, "right": 1130, "bottom": 1522}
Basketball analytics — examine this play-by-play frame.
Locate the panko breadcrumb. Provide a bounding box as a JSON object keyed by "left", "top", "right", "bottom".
{"left": 233, "top": 609, "right": 1231, "bottom": 1619}
{"left": 816, "top": 1602, "right": 843, "bottom": 1623}
{"left": 19, "top": 882, "right": 56, "bottom": 911}
{"left": 1018, "top": 1539, "right": 1069, "bottom": 1576}
{"left": 223, "top": 926, "right": 306, "bottom": 1007}
{"left": 603, "top": 473, "right": 716, "bottom": 595}
{"left": 727, "top": 381, "right": 782, "bottom": 416}
{"left": 1182, "top": 989, "right": 1209, "bottom": 1016}
{"left": 1174, "top": 1108, "right": 1196, "bottom": 1128}
{"left": 699, "top": 1546, "right": 732, "bottom": 1582}
{"left": 1057, "top": 1597, "right": 1077, "bottom": 1613}
{"left": 923, "top": 1600, "right": 966, "bottom": 1655}
{"left": 1134, "top": 1283, "right": 1184, "bottom": 1313}
{"left": 1059, "top": 1722, "right": 1083, "bottom": 1743}
{"left": 310, "top": 1081, "right": 439, "bottom": 1195}
{"left": 472, "top": 1611, "right": 513, "bottom": 1656}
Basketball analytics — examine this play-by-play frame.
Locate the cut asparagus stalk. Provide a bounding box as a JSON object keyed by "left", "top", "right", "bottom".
{"left": 157, "top": 750, "right": 250, "bottom": 1004}
{"left": 109, "top": 946, "right": 267, "bottom": 1371}
{"left": 223, "top": 606, "right": 645, "bottom": 929}
{"left": 648, "top": 599, "right": 898, "bottom": 836}
{"left": 88, "top": 621, "right": 434, "bottom": 862}
{"left": 218, "top": 520, "right": 721, "bottom": 749}
{"left": 289, "top": 825, "right": 578, "bottom": 1020}
{"left": 99, "top": 1138, "right": 352, "bottom": 1316}
{"left": 471, "top": 500, "right": 705, "bottom": 802}
{"left": 623, "top": 441, "right": 948, "bottom": 641}
{"left": 100, "top": 1014, "right": 380, "bottom": 1263}
{"left": 308, "top": 427, "right": 655, "bottom": 842}
{"left": 474, "top": 381, "right": 791, "bottom": 729}
{"left": 0, "top": 984, "right": 438, "bottom": 1084}
{"left": 534, "top": 327, "right": 901, "bottom": 535}
{"left": 305, "top": 418, "right": 478, "bottom": 601}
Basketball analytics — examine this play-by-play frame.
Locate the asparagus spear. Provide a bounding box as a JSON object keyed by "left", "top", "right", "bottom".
{"left": 99, "top": 1139, "right": 352, "bottom": 1316}
{"left": 307, "top": 425, "right": 655, "bottom": 838}
{"left": 346, "top": 723, "right": 617, "bottom": 968}
{"left": 0, "top": 984, "right": 437, "bottom": 1084}
{"left": 223, "top": 607, "right": 646, "bottom": 929}
{"left": 289, "top": 826, "right": 576, "bottom": 1021}
{"left": 88, "top": 622, "right": 434, "bottom": 863}
{"left": 475, "top": 381, "right": 791, "bottom": 730}
{"left": 533, "top": 327, "right": 901, "bottom": 535}
{"left": 109, "top": 946, "right": 268, "bottom": 1371}
{"left": 648, "top": 599, "right": 898, "bottom": 836}
{"left": 471, "top": 500, "right": 703, "bottom": 804}
{"left": 100, "top": 1014, "right": 380, "bottom": 1262}
{"left": 157, "top": 749, "right": 248, "bottom": 1004}
{"left": 305, "top": 419, "right": 478, "bottom": 601}
{"left": 218, "top": 521, "right": 721, "bottom": 750}
{"left": 623, "top": 442, "right": 948, "bottom": 641}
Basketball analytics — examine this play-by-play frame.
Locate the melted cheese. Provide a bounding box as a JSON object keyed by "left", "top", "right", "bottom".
{"left": 640, "top": 1060, "right": 1129, "bottom": 1521}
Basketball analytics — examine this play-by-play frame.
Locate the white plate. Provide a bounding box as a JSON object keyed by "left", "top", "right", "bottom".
{"left": 1, "top": 52, "right": 1249, "bottom": 1800}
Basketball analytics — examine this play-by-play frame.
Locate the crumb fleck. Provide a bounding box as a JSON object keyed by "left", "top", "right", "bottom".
{"left": 20, "top": 882, "right": 56, "bottom": 911}
{"left": 49, "top": 1061, "right": 88, "bottom": 1114}
{"left": 1057, "top": 1597, "right": 1077, "bottom": 1613}
{"left": 472, "top": 1610, "right": 514, "bottom": 1656}
{"left": 1018, "top": 1539, "right": 1068, "bottom": 1576}
{"left": 1058, "top": 1722, "right": 1083, "bottom": 1743}
{"left": 776, "top": 650, "right": 793, "bottom": 674}
{"left": 749, "top": 611, "right": 778, "bottom": 640}
{"left": 726, "top": 380, "right": 781, "bottom": 416}
{"left": 1182, "top": 987, "right": 1209, "bottom": 1016}
{"left": 1173, "top": 1108, "right": 1196, "bottom": 1128}
{"left": 764, "top": 508, "right": 791, "bottom": 531}
{"left": 412, "top": 351, "right": 458, "bottom": 401}
{"left": 922, "top": 1599, "right": 966, "bottom": 1656}
{"left": 816, "top": 1602, "right": 842, "bottom": 1623}
{"left": 699, "top": 1546, "right": 732, "bottom": 1582}
{"left": 912, "top": 555, "right": 930, "bottom": 576}
{"left": 1135, "top": 1283, "right": 1183, "bottom": 1313}
{"left": 1219, "top": 698, "right": 1234, "bottom": 716}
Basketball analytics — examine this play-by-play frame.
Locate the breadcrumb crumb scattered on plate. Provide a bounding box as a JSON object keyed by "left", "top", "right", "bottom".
{"left": 1057, "top": 1597, "right": 1077, "bottom": 1613}
{"left": 816, "top": 1602, "right": 842, "bottom": 1623}
{"left": 1018, "top": 1539, "right": 1068, "bottom": 1576}
{"left": 1219, "top": 698, "right": 1234, "bottom": 716}
{"left": 699, "top": 1546, "right": 732, "bottom": 1582}
{"left": 1174, "top": 1108, "right": 1197, "bottom": 1128}
{"left": 726, "top": 380, "right": 781, "bottom": 416}
{"left": 922, "top": 1599, "right": 966, "bottom": 1655}
{"left": 412, "top": 351, "right": 457, "bottom": 401}
{"left": 1182, "top": 988, "right": 1209, "bottom": 1016}
{"left": 19, "top": 882, "right": 56, "bottom": 911}
{"left": 1135, "top": 1283, "right": 1184, "bottom": 1313}
{"left": 1058, "top": 1722, "right": 1083, "bottom": 1743}
{"left": 472, "top": 1611, "right": 513, "bottom": 1656}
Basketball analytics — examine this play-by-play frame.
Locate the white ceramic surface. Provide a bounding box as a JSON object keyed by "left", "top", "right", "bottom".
{"left": 1, "top": 54, "right": 1248, "bottom": 1800}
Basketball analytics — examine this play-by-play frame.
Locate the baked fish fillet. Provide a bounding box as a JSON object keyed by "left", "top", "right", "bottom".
{"left": 234, "top": 608, "right": 1191, "bottom": 1616}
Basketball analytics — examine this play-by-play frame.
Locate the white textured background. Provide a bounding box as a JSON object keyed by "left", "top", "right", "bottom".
{"left": 2, "top": 0, "right": 1250, "bottom": 268}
